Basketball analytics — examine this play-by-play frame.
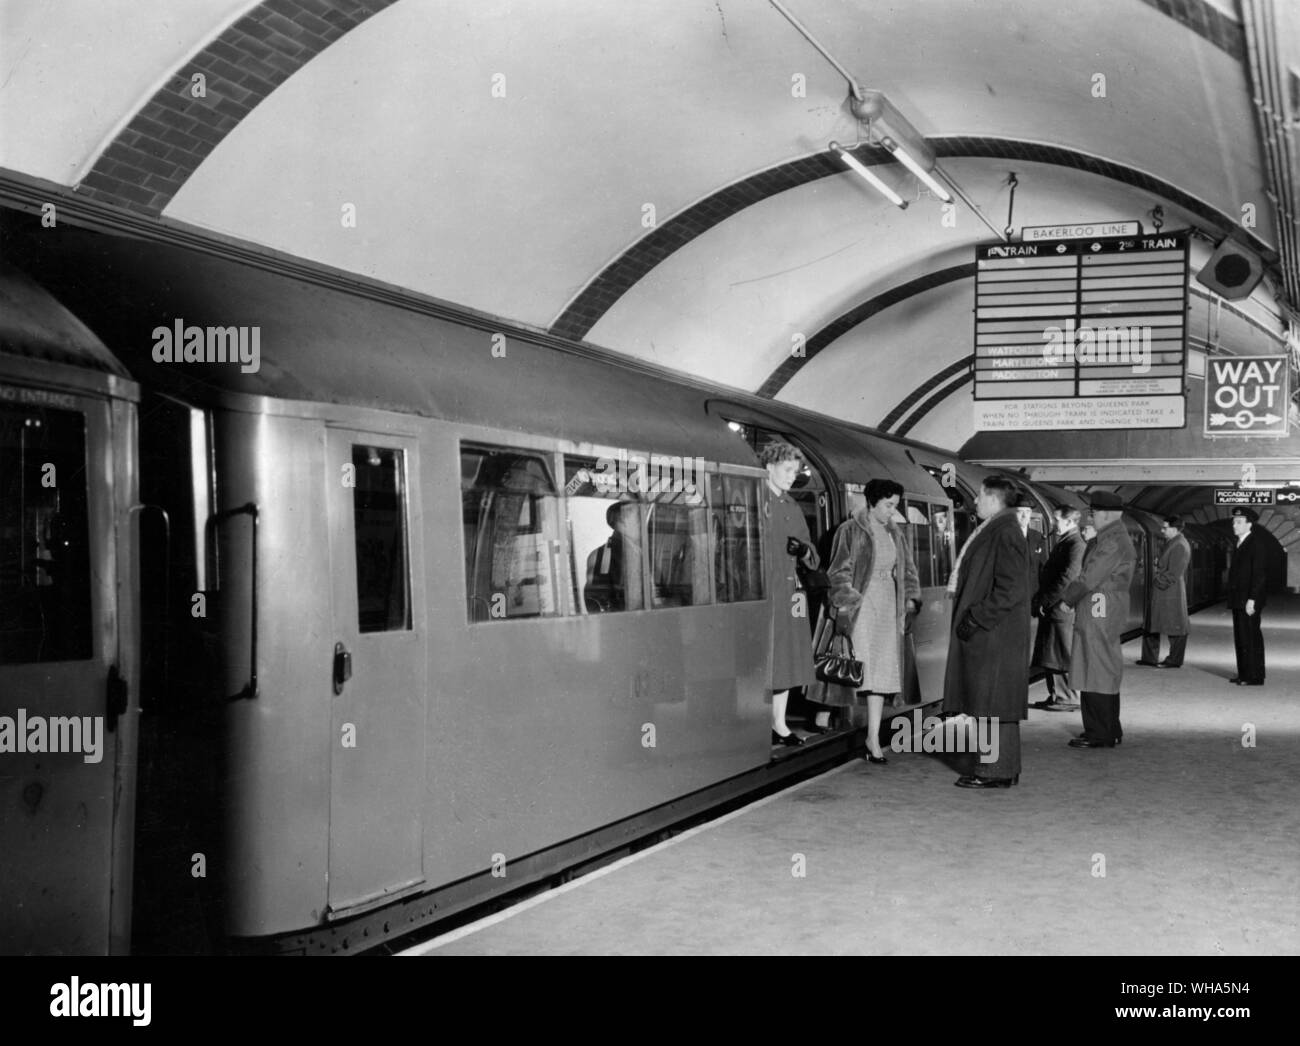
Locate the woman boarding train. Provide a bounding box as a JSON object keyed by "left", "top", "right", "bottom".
{"left": 821, "top": 478, "right": 922, "bottom": 763}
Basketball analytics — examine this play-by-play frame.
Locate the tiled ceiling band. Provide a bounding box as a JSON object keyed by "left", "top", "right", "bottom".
{"left": 76, "top": 0, "right": 399, "bottom": 214}
{"left": 553, "top": 135, "right": 1275, "bottom": 343}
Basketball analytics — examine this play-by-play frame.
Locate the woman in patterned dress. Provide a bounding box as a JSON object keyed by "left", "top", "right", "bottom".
{"left": 826, "top": 479, "right": 922, "bottom": 763}
{"left": 761, "top": 442, "right": 820, "bottom": 746}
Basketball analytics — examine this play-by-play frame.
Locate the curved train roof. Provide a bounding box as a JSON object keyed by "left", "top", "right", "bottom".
{"left": 5, "top": 215, "right": 958, "bottom": 496}
{"left": 0, "top": 259, "right": 130, "bottom": 379}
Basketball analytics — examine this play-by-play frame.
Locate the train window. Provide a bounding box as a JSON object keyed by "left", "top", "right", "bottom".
{"left": 352, "top": 445, "right": 412, "bottom": 633}
{"left": 709, "top": 473, "right": 765, "bottom": 603}
{"left": 932, "top": 504, "right": 955, "bottom": 586}
{"left": 646, "top": 486, "right": 709, "bottom": 609}
{"left": 461, "top": 444, "right": 564, "bottom": 622}
{"left": 563, "top": 456, "right": 645, "bottom": 614}
{"left": 904, "top": 501, "right": 934, "bottom": 588}
{"left": 0, "top": 404, "right": 93, "bottom": 663}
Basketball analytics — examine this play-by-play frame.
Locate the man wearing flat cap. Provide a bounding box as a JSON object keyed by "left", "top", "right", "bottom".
{"left": 1057, "top": 491, "right": 1136, "bottom": 748}
{"left": 1227, "top": 507, "right": 1269, "bottom": 685}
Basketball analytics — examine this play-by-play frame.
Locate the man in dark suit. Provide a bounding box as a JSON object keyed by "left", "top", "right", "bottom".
{"left": 942, "top": 476, "right": 1031, "bottom": 789}
{"left": 1227, "top": 507, "right": 1269, "bottom": 686}
{"left": 1058, "top": 492, "right": 1136, "bottom": 749}
{"left": 1138, "top": 515, "right": 1191, "bottom": 668}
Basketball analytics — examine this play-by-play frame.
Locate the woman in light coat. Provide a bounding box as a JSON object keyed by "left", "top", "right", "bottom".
{"left": 826, "top": 478, "right": 922, "bottom": 763}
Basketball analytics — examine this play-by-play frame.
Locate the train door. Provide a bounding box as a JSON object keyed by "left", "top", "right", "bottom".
{"left": 0, "top": 388, "right": 136, "bottom": 954}
{"left": 324, "top": 428, "right": 427, "bottom": 913}
{"left": 901, "top": 496, "right": 955, "bottom": 705}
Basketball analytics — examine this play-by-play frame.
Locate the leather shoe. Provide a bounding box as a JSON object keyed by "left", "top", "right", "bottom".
{"left": 865, "top": 752, "right": 888, "bottom": 765}
{"left": 1235, "top": 679, "right": 1262, "bottom": 686}
{"left": 1135, "top": 660, "right": 1160, "bottom": 667}
{"left": 771, "top": 729, "right": 804, "bottom": 747}
{"left": 1069, "top": 737, "right": 1115, "bottom": 749}
{"left": 1157, "top": 662, "right": 1181, "bottom": 669}
{"left": 955, "top": 775, "right": 1015, "bottom": 789}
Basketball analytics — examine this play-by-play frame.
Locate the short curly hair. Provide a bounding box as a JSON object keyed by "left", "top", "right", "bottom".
{"left": 759, "top": 441, "right": 805, "bottom": 468}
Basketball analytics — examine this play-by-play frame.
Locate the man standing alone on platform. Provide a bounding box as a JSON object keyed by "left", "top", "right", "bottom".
{"left": 1137, "top": 515, "right": 1191, "bottom": 669}
{"left": 942, "top": 476, "right": 1031, "bottom": 789}
{"left": 1227, "top": 507, "right": 1269, "bottom": 686}
{"left": 1060, "top": 492, "right": 1136, "bottom": 749}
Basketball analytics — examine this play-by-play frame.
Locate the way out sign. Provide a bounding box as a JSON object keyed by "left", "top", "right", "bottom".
{"left": 1204, "top": 354, "right": 1290, "bottom": 436}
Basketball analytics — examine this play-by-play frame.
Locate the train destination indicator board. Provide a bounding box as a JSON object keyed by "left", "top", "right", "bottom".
{"left": 973, "top": 230, "right": 1189, "bottom": 432}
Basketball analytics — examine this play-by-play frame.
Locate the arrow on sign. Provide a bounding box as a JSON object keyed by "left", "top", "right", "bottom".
{"left": 1209, "top": 411, "right": 1284, "bottom": 429}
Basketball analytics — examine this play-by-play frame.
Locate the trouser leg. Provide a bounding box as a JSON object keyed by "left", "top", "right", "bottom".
{"left": 1141, "top": 632, "right": 1161, "bottom": 663}
{"left": 1165, "top": 633, "right": 1187, "bottom": 667}
{"left": 1080, "top": 691, "right": 1119, "bottom": 741}
{"left": 971, "top": 720, "right": 1020, "bottom": 780}
{"left": 1246, "top": 611, "right": 1265, "bottom": 683}
{"left": 1232, "top": 611, "right": 1250, "bottom": 679}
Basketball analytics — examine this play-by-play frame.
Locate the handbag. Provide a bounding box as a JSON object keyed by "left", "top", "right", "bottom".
{"left": 815, "top": 629, "right": 864, "bottom": 690}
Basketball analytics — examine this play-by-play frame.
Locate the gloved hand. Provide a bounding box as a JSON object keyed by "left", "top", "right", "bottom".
{"left": 903, "top": 601, "right": 920, "bottom": 634}
{"left": 833, "top": 612, "right": 853, "bottom": 637}
{"left": 786, "top": 536, "right": 807, "bottom": 558}
{"left": 955, "top": 613, "right": 979, "bottom": 641}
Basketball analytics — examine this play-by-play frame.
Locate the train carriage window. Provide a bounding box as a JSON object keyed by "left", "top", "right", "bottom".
{"left": 646, "top": 482, "right": 709, "bottom": 609}
{"left": 709, "top": 473, "right": 765, "bottom": 603}
{"left": 932, "top": 504, "right": 955, "bottom": 586}
{"left": 462, "top": 444, "right": 565, "bottom": 622}
{"left": 0, "top": 404, "right": 92, "bottom": 663}
{"left": 352, "top": 445, "right": 412, "bottom": 632}
{"left": 903, "top": 502, "right": 934, "bottom": 588}
{"left": 563, "top": 455, "right": 645, "bottom": 614}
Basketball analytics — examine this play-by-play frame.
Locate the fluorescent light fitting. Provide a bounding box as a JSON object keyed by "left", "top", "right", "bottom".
{"left": 881, "top": 136, "right": 952, "bottom": 202}
{"left": 829, "top": 142, "right": 907, "bottom": 209}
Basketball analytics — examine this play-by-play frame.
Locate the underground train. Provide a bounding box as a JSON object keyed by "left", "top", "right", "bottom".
{"left": 0, "top": 204, "right": 1229, "bottom": 954}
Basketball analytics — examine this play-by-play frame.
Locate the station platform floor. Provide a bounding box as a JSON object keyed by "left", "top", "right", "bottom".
{"left": 406, "top": 595, "right": 1300, "bottom": 956}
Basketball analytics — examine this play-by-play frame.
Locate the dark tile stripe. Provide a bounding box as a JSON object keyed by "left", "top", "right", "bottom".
{"left": 1136, "top": 0, "right": 1246, "bottom": 60}
{"left": 756, "top": 264, "right": 975, "bottom": 399}
{"left": 550, "top": 143, "right": 893, "bottom": 340}
{"left": 77, "top": 0, "right": 399, "bottom": 215}
{"left": 879, "top": 353, "right": 976, "bottom": 433}
{"left": 894, "top": 370, "right": 974, "bottom": 438}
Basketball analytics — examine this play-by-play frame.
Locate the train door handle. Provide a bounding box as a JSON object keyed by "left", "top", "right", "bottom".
{"left": 333, "top": 643, "right": 352, "bottom": 695}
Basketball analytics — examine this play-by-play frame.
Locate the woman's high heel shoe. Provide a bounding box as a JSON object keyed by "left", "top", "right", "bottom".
{"left": 772, "top": 729, "right": 804, "bottom": 747}
{"left": 865, "top": 750, "right": 888, "bottom": 765}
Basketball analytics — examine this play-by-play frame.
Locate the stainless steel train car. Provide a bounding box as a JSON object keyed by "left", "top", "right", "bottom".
{"left": 1, "top": 203, "right": 1226, "bottom": 954}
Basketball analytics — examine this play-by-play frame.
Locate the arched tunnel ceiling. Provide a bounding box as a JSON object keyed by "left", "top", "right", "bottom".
{"left": 1, "top": 0, "right": 1296, "bottom": 445}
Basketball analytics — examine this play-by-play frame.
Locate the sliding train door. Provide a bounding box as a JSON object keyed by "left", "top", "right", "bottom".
{"left": 0, "top": 387, "right": 136, "bottom": 954}
{"left": 323, "top": 428, "right": 427, "bottom": 914}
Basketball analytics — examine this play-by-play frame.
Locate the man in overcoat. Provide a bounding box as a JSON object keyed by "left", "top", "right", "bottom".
{"left": 1058, "top": 492, "right": 1136, "bottom": 749}
{"left": 1137, "top": 515, "right": 1190, "bottom": 668}
{"left": 1031, "top": 505, "right": 1086, "bottom": 709}
{"left": 941, "top": 476, "right": 1031, "bottom": 789}
{"left": 1227, "top": 507, "right": 1269, "bottom": 686}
